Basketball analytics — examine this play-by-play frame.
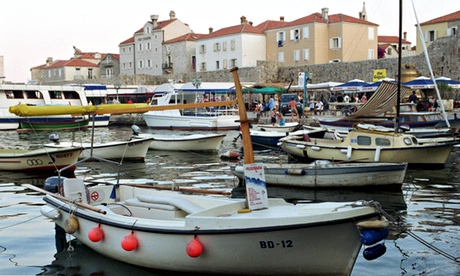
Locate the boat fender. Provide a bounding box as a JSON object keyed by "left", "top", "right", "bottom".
{"left": 237, "top": 208, "right": 252, "bottom": 213}
{"left": 311, "top": 146, "right": 320, "bottom": 151}
{"left": 121, "top": 232, "right": 138, "bottom": 251}
{"left": 374, "top": 146, "right": 381, "bottom": 162}
{"left": 64, "top": 215, "right": 79, "bottom": 234}
{"left": 346, "top": 145, "right": 352, "bottom": 159}
{"left": 359, "top": 227, "right": 389, "bottom": 245}
{"left": 363, "top": 243, "right": 387, "bottom": 260}
{"left": 186, "top": 237, "right": 203, "bottom": 258}
{"left": 88, "top": 224, "right": 104, "bottom": 242}
{"left": 295, "top": 144, "right": 306, "bottom": 149}
{"left": 285, "top": 169, "right": 306, "bottom": 175}
{"left": 357, "top": 220, "right": 389, "bottom": 229}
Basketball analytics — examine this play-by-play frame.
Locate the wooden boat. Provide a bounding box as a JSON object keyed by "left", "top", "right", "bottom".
{"left": 135, "top": 133, "right": 226, "bottom": 152}
{"left": 44, "top": 136, "right": 153, "bottom": 162}
{"left": 18, "top": 118, "right": 89, "bottom": 132}
{"left": 255, "top": 121, "right": 300, "bottom": 132}
{"left": 279, "top": 124, "right": 454, "bottom": 168}
{"left": 0, "top": 147, "right": 83, "bottom": 172}
{"left": 18, "top": 68, "right": 387, "bottom": 275}
{"left": 230, "top": 160, "right": 408, "bottom": 188}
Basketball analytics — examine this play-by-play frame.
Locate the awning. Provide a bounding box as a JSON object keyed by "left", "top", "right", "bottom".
{"left": 343, "top": 81, "right": 412, "bottom": 119}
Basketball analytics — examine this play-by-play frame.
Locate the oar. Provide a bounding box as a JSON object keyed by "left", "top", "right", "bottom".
{"left": 22, "top": 184, "right": 107, "bottom": 214}
{"left": 119, "top": 183, "right": 231, "bottom": 196}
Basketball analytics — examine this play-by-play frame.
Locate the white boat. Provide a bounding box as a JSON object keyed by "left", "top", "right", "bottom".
{"left": 21, "top": 68, "right": 388, "bottom": 275}
{"left": 0, "top": 146, "right": 83, "bottom": 172}
{"left": 142, "top": 83, "right": 240, "bottom": 130}
{"left": 44, "top": 136, "right": 153, "bottom": 162}
{"left": 249, "top": 126, "right": 330, "bottom": 149}
{"left": 231, "top": 160, "right": 408, "bottom": 188}
{"left": 135, "top": 133, "right": 226, "bottom": 152}
{"left": 0, "top": 84, "right": 110, "bottom": 130}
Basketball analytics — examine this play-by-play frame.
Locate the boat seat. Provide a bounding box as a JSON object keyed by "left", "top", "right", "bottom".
{"left": 124, "top": 198, "right": 179, "bottom": 211}
{"left": 136, "top": 194, "right": 204, "bottom": 214}
{"left": 63, "top": 178, "right": 89, "bottom": 204}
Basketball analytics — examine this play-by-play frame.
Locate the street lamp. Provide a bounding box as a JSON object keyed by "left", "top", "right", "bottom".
{"left": 114, "top": 82, "right": 121, "bottom": 103}
{"left": 192, "top": 78, "right": 201, "bottom": 89}
{"left": 302, "top": 72, "right": 313, "bottom": 115}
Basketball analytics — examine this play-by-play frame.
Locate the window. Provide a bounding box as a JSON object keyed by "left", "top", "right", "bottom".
{"left": 200, "top": 62, "right": 207, "bottom": 71}
{"left": 216, "top": 61, "right": 220, "bottom": 69}
{"left": 200, "top": 45, "right": 206, "bottom": 54}
{"left": 278, "top": 52, "right": 285, "bottom": 63}
{"left": 376, "top": 138, "right": 391, "bottom": 146}
{"left": 290, "top": 29, "right": 300, "bottom": 41}
{"left": 368, "top": 49, "right": 375, "bottom": 59}
{"left": 231, "top": 39, "right": 236, "bottom": 50}
{"left": 63, "top": 91, "right": 80, "bottom": 99}
{"left": 49, "top": 91, "right": 63, "bottom": 99}
{"left": 448, "top": 27, "right": 457, "bottom": 36}
{"left": 139, "top": 60, "right": 144, "bottom": 69}
{"left": 191, "top": 56, "right": 196, "bottom": 70}
{"left": 426, "top": 30, "right": 436, "bottom": 42}
{"left": 388, "top": 48, "right": 392, "bottom": 55}
{"left": 277, "top": 31, "right": 286, "bottom": 47}
{"left": 368, "top": 27, "right": 374, "bottom": 40}
{"left": 138, "top": 43, "right": 143, "bottom": 51}
{"left": 357, "top": 136, "right": 371, "bottom": 146}
{"left": 25, "top": 90, "right": 41, "bottom": 99}
{"left": 293, "top": 50, "right": 300, "bottom": 62}
{"left": 223, "top": 59, "right": 228, "bottom": 69}
{"left": 88, "top": 69, "right": 93, "bottom": 79}
{"left": 223, "top": 41, "right": 227, "bottom": 51}
{"left": 214, "top": 42, "right": 221, "bottom": 51}
{"left": 230, "top": 59, "right": 237, "bottom": 67}
{"left": 147, "top": 42, "right": 151, "bottom": 50}
{"left": 303, "top": 49, "right": 310, "bottom": 61}
{"left": 330, "top": 37, "right": 342, "bottom": 49}
{"left": 302, "top": 26, "right": 309, "bottom": 39}
{"left": 147, "top": 59, "right": 152, "bottom": 68}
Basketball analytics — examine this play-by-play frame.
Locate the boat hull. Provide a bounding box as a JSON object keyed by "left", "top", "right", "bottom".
{"left": 138, "top": 133, "right": 225, "bottom": 151}
{"left": 44, "top": 138, "right": 153, "bottom": 162}
{"left": 43, "top": 185, "right": 379, "bottom": 275}
{"left": 231, "top": 162, "right": 407, "bottom": 187}
{"left": 0, "top": 147, "right": 82, "bottom": 171}
{"left": 19, "top": 118, "right": 89, "bottom": 131}
{"left": 142, "top": 111, "right": 240, "bottom": 130}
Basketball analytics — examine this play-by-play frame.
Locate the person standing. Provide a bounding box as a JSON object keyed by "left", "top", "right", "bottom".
{"left": 409, "top": 91, "right": 418, "bottom": 103}
{"left": 289, "top": 97, "right": 299, "bottom": 122}
{"left": 315, "top": 99, "right": 324, "bottom": 115}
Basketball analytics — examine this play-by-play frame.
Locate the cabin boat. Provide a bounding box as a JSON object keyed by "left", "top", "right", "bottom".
{"left": 0, "top": 84, "right": 110, "bottom": 130}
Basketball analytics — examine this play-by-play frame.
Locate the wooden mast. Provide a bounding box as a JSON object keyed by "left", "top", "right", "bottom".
{"left": 230, "top": 67, "right": 254, "bottom": 164}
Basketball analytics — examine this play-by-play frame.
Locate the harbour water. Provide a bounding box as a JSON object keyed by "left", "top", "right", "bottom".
{"left": 0, "top": 125, "right": 459, "bottom": 275}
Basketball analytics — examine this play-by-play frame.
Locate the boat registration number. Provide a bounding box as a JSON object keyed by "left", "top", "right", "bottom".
{"left": 259, "top": 240, "right": 293, "bottom": 249}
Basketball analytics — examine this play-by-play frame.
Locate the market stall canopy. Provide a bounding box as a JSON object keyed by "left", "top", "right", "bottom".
{"left": 359, "top": 78, "right": 397, "bottom": 92}
{"left": 331, "top": 79, "right": 368, "bottom": 92}
{"left": 243, "top": 86, "right": 285, "bottom": 94}
{"left": 435, "top": 77, "right": 460, "bottom": 88}
{"left": 403, "top": 76, "right": 435, "bottom": 89}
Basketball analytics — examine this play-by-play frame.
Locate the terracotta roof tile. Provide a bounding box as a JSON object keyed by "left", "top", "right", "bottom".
{"left": 119, "top": 36, "right": 135, "bottom": 45}
{"left": 378, "top": 35, "right": 411, "bottom": 44}
{"left": 198, "top": 24, "right": 265, "bottom": 40}
{"left": 164, "top": 33, "right": 206, "bottom": 44}
{"left": 420, "top": 10, "right": 460, "bottom": 25}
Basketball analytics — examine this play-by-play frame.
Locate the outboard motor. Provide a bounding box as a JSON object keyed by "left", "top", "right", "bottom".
{"left": 48, "top": 133, "right": 60, "bottom": 144}
{"left": 132, "top": 125, "right": 140, "bottom": 136}
{"left": 44, "top": 176, "right": 67, "bottom": 193}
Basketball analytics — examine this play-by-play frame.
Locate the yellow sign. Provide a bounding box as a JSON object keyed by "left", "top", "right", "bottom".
{"left": 373, "top": 69, "right": 387, "bottom": 81}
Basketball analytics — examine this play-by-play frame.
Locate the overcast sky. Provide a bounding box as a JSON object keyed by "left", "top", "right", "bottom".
{"left": 1, "top": 0, "right": 458, "bottom": 83}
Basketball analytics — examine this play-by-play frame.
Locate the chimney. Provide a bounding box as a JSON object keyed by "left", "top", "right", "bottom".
{"left": 150, "top": 14, "right": 159, "bottom": 27}
{"left": 169, "top": 10, "right": 176, "bottom": 19}
{"left": 240, "top": 15, "right": 247, "bottom": 24}
{"left": 403, "top": 31, "right": 407, "bottom": 41}
{"left": 249, "top": 21, "right": 253, "bottom": 26}
{"left": 321, "top": 8, "right": 329, "bottom": 21}
{"left": 209, "top": 27, "right": 213, "bottom": 34}
{"left": 280, "top": 16, "right": 285, "bottom": 22}
{"left": 46, "top": 57, "right": 53, "bottom": 66}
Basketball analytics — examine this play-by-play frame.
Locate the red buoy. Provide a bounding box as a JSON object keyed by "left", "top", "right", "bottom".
{"left": 186, "top": 237, "right": 203, "bottom": 258}
{"left": 88, "top": 225, "right": 104, "bottom": 242}
{"left": 121, "top": 232, "right": 138, "bottom": 251}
